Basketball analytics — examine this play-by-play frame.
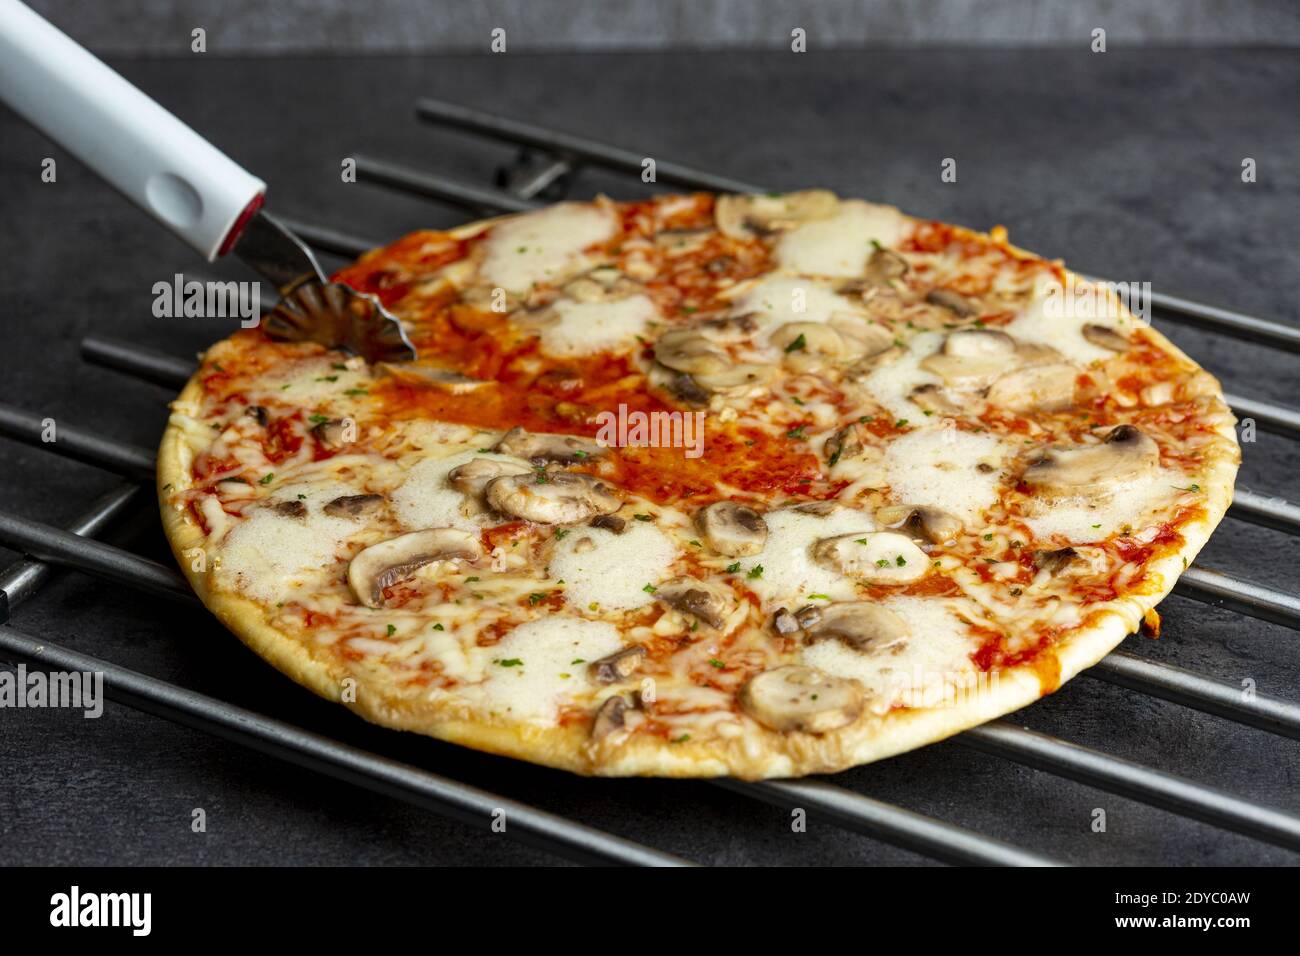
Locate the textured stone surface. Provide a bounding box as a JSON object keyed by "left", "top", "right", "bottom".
{"left": 0, "top": 48, "right": 1297, "bottom": 866}
{"left": 22, "top": 0, "right": 1300, "bottom": 53}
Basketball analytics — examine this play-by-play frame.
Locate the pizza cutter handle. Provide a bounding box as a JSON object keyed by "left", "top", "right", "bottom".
{"left": 0, "top": 0, "right": 266, "bottom": 261}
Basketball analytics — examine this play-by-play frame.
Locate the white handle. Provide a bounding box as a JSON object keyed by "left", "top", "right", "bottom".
{"left": 0, "top": 0, "right": 265, "bottom": 260}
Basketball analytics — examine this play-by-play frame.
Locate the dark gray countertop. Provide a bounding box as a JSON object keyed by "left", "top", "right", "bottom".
{"left": 0, "top": 48, "right": 1297, "bottom": 866}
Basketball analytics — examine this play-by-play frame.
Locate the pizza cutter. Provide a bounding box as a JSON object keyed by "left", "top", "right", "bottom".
{"left": 0, "top": 0, "right": 416, "bottom": 364}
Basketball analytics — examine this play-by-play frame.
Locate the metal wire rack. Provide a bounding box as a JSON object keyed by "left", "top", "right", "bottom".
{"left": 2, "top": 98, "right": 1299, "bottom": 867}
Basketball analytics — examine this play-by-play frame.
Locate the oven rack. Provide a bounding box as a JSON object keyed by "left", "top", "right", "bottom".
{"left": 2, "top": 99, "right": 1298, "bottom": 866}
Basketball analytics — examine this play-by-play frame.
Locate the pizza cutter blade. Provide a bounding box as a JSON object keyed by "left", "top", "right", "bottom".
{"left": 232, "top": 211, "right": 416, "bottom": 364}
{"left": 0, "top": 0, "right": 417, "bottom": 365}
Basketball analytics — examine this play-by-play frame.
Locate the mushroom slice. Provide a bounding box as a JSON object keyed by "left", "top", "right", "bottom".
{"left": 1013, "top": 342, "right": 1064, "bottom": 366}
{"left": 563, "top": 268, "right": 643, "bottom": 304}
{"left": 1034, "top": 547, "right": 1080, "bottom": 576}
{"left": 653, "top": 328, "right": 732, "bottom": 376}
{"left": 943, "top": 328, "right": 1016, "bottom": 358}
{"left": 312, "top": 418, "right": 354, "bottom": 450}
{"left": 493, "top": 427, "right": 606, "bottom": 465}
{"left": 789, "top": 500, "right": 843, "bottom": 517}
{"left": 447, "top": 457, "right": 533, "bottom": 499}
{"left": 695, "top": 501, "right": 768, "bottom": 557}
{"left": 824, "top": 422, "right": 871, "bottom": 466}
{"left": 1083, "top": 323, "right": 1131, "bottom": 352}
{"left": 272, "top": 500, "right": 307, "bottom": 519}
{"left": 877, "top": 504, "right": 963, "bottom": 545}
{"left": 794, "top": 605, "right": 823, "bottom": 629}
{"left": 347, "top": 528, "right": 482, "bottom": 609}
{"left": 588, "top": 646, "right": 647, "bottom": 684}
{"left": 829, "top": 315, "right": 895, "bottom": 356}
{"left": 590, "top": 514, "right": 627, "bottom": 534}
{"left": 323, "top": 493, "right": 386, "bottom": 519}
{"left": 738, "top": 665, "right": 865, "bottom": 734}
{"left": 1022, "top": 424, "right": 1160, "bottom": 502}
{"left": 648, "top": 364, "right": 712, "bottom": 407}
{"left": 812, "top": 531, "right": 928, "bottom": 583}
{"left": 804, "top": 601, "right": 910, "bottom": 653}
{"left": 920, "top": 328, "right": 1019, "bottom": 387}
{"left": 591, "top": 695, "right": 630, "bottom": 740}
{"left": 926, "top": 288, "right": 979, "bottom": 317}
{"left": 692, "top": 362, "right": 775, "bottom": 393}
{"left": 714, "top": 190, "right": 840, "bottom": 240}
{"left": 485, "top": 470, "right": 621, "bottom": 524}
{"left": 772, "top": 608, "right": 800, "bottom": 636}
{"left": 908, "top": 383, "right": 961, "bottom": 415}
{"left": 985, "top": 361, "right": 1079, "bottom": 413}
{"left": 863, "top": 246, "right": 909, "bottom": 284}
{"left": 772, "top": 321, "right": 849, "bottom": 372}
{"left": 844, "top": 345, "right": 904, "bottom": 380}
{"left": 655, "top": 577, "right": 730, "bottom": 629}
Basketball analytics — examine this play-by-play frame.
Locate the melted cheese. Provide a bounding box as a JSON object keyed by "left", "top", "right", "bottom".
{"left": 254, "top": 356, "right": 373, "bottom": 406}
{"left": 744, "top": 507, "right": 876, "bottom": 606}
{"left": 883, "top": 428, "right": 1011, "bottom": 524}
{"left": 733, "top": 276, "right": 862, "bottom": 332}
{"left": 540, "top": 294, "right": 657, "bottom": 357}
{"left": 1004, "top": 276, "right": 1121, "bottom": 364}
{"left": 215, "top": 480, "right": 361, "bottom": 602}
{"left": 801, "top": 596, "right": 979, "bottom": 714}
{"left": 1023, "top": 469, "right": 1177, "bottom": 543}
{"left": 479, "top": 203, "right": 616, "bottom": 292}
{"left": 471, "top": 617, "right": 625, "bottom": 723}
{"left": 549, "top": 522, "right": 678, "bottom": 612}
{"left": 860, "top": 331, "right": 944, "bottom": 419}
{"left": 776, "top": 200, "right": 909, "bottom": 276}
{"left": 390, "top": 449, "right": 519, "bottom": 532}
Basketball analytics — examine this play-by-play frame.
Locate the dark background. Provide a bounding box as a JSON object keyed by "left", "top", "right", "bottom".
{"left": 0, "top": 3, "right": 1298, "bottom": 865}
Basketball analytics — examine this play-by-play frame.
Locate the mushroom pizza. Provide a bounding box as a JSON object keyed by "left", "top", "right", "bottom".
{"left": 158, "top": 192, "right": 1240, "bottom": 778}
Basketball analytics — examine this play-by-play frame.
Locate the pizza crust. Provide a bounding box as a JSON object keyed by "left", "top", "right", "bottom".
{"left": 157, "top": 205, "right": 1239, "bottom": 780}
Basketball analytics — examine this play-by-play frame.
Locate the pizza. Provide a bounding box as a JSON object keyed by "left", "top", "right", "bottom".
{"left": 158, "top": 191, "right": 1239, "bottom": 779}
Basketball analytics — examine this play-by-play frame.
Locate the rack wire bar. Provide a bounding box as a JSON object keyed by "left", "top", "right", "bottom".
{"left": 1144, "top": 290, "right": 1300, "bottom": 354}
{"left": 0, "top": 484, "right": 140, "bottom": 623}
{"left": 506, "top": 158, "right": 575, "bottom": 200}
{"left": 0, "top": 414, "right": 158, "bottom": 478}
{"left": 1228, "top": 490, "right": 1300, "bottom": 537}
{"left": 82, "top": 335, "right": 191, "bottom": 390}
{"left": 717, "top": 778, "right": 1062, "bottom": 866}
{"left": 19, "top": 504, "right": 1295, "bottom": 858}
{"left": 415, "top": 97, "right": 763, "bottom": 194}
{"left": 0, "top": 402, "right": 157, "bottom": 482}
{"left": 1223, "top": 392, "right": 1300, "bottom": 440}
{"left": 281, "top": 219, "right": 373, "bottom": 260}
{"left": 1176, "top": 566, "right": 1300, "bottom": 631}
{"left": 0, "top": 509, "right": 195, "bottom": 605}
{"left": 81, "top": 336, "right": 197, "bottom": 390}
{"left": 277, "top": 217, "right": 385, "bottom": 262}
{"left": 1089, "top": 651, "right": 1300, "bottom": 740}
{"left": 0, "top": 623, "right": 689, "bottom": 867}
{"left": 962, "top": 722, "right": 1300, "bottom": 851}
{"left": 354, "top": 155, "right": 539, "bottom": 216}
{"left": 409, "top": 97, "right": 1300, "bottom": 351}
